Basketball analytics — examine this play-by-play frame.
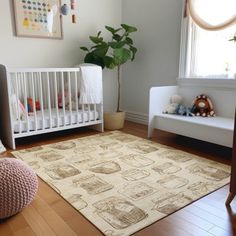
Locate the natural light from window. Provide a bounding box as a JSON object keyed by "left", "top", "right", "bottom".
{"left": 186, "top": 0, "right": 236, "bottom": 79}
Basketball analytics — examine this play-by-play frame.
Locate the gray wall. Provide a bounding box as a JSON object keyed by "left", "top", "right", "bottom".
{"left": 0, "top": 0, "right": 122, "bottom": 111}
{"left": 122, "top": 0, "right": 183, "bottom": 121}
{"left": 0, "top": 1, "right": 183, "bottom": 115}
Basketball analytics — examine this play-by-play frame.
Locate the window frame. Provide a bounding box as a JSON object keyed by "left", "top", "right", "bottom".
{"left": 178, "top": 3, "right": 236, "bottom": 82}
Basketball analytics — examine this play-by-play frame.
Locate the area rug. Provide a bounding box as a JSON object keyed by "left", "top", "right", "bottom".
{"left": 12, "top": 131, "right": 230, "bottom": 236}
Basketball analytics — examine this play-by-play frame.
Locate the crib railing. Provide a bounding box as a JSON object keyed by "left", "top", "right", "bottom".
{"left": 0, "top": 64, "right": 103, "bottom": 149}
{"left": 7, "top": 67, "right": 103, "bottom": 136}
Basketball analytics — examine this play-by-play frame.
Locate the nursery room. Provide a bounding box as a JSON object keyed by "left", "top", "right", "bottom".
{"left": 0, "top": 0, "right": 236, "bottom": 235}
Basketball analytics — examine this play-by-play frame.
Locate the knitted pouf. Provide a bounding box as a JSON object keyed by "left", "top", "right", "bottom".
{"left": 0, "top": 158, "right": 38, "bottom": 219}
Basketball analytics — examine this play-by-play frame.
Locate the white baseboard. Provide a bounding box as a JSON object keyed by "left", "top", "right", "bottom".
{"left": 125, "top": 110, "right": 148, "bottom": 125}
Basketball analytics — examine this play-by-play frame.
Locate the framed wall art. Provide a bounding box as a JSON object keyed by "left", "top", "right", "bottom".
{"left": 13, "top": 0, "right": 63, "bottom": 39}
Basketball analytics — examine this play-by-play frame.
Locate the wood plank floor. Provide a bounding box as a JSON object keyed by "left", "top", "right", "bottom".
{"left": 0, "top": 121, "right": 235, "bottom": 236}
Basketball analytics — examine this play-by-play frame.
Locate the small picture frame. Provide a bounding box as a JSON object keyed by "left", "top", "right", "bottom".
{"left": 13, "top": 0, "right": 63, "bottom": 39}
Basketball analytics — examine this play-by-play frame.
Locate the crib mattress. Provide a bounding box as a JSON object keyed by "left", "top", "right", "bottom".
{"left": 13, "top": 109, "right": 99, "bottom": 133}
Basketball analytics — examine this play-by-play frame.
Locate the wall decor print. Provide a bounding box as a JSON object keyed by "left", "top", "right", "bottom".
{"left": 13, "top": 0, "right": 63, "bottom": 39}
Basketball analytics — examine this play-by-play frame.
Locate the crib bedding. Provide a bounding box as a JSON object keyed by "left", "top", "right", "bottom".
{"left": 13, "top": 109, "right": 99, "bottom": 133}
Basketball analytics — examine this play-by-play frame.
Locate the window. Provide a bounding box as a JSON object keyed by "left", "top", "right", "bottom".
{"left": 182, "top": 0, "right": 236, "bottom": 79}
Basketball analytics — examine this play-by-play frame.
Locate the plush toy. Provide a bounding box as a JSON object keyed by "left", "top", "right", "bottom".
{"left": 11, "top": 94, "right": 27, "bottom": 120}
{"left": 163, "top": 94, "right": 183, "bottom": 114}
{"left": 58, "top": 90, "right": 79, "bottom": 110}
{"left": 58, "top": 90, "right": 69, "bottom": 108}
{"left": 176, "top": 105, "right": 194, "bottom": 116}
{"left": 191, "top": 94, "right": 215, "bottom": 117}
{"left": 27, "top": 97, "right": 41, "bottom": 112}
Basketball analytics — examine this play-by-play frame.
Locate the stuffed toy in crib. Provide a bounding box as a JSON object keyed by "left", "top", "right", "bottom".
{"left": 11, "top": 94, "right": 27, "bottom": 120}
{"left": 191, "top": 94, "right": 215, "bottom": 117}
{"left": 27, "top": 97, "right": 41, "bottom": 112}
{"left": 58, "top": 90, "right": 79, "bottom": 110}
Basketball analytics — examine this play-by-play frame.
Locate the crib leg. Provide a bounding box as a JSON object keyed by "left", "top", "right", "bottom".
{"left": 4, "top": 135, "right": 15, "bottom": 150}
{"left": 90, "top": 123, "right": 104, "bottom": 132}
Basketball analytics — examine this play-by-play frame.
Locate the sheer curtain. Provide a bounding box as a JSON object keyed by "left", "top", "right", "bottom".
{"left": 186, "top": 0, "right": 236, "bottom": 31}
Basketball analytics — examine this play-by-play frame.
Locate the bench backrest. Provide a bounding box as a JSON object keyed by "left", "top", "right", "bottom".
{"left": 178, "top": 79, "right": 236, "bottom": 118}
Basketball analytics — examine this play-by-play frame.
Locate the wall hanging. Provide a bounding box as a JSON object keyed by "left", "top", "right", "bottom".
{"left": 13, "top": 0, "right": 63, "bottom": 39}
{"left": 60, "top": 0, "right": 77, "bottom": 24}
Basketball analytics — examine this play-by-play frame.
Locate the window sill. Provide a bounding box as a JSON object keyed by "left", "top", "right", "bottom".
{"left": 177, "top": 77, "right": 236, "bottom": 90}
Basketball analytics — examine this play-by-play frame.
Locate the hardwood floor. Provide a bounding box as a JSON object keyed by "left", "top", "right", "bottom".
{"left": 0, "top": 121, "right": 234, "bottom": 236}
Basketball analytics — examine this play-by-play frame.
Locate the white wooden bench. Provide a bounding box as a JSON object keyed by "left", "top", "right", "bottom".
{"left": 148, "top": 79, "right": 236, "bottom": 147}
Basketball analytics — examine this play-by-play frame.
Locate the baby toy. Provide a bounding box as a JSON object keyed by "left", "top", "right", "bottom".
{"left": 176, "top": 105, "right": 194, "bottom": 116}
{"left": 58, "top": 90, "right": 78, "bottom": 110}
{"left": 163, "top": 94, "right": 183, "bottom": 114}
{"left": 61, "top": 4, "right": 69, "bottom": 15}
{"left": 11, "top": 94, "right": 27, "bottom": 120}
{"left": 191, "top": 94, "right": 215, "bottom": 117}
{"left": 27, "top": 97, "right": 41, "bottom": 112}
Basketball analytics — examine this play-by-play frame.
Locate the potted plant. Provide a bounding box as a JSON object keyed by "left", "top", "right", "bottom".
{"left": 80, "top": 24, "right": 137, "bottom": 130}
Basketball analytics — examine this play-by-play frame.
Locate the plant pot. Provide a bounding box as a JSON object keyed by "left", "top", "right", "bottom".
{"left": 104, "top": 111, "right": 125, "bottom": 130}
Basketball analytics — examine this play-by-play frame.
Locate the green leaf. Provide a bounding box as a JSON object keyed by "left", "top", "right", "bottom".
{"left": 130, "top": 46, "right": 137, "bottom": 60}
{"left": 97, "top": 31, "right": 102, "bottom": 37}
{"left": 104, "top": 56, "right": 117, "bottom": 69}
{"left": 91, "top": 45, "right": 99, "bottom": 49}
{"left": 105, "top": 26, "right": 122, "bottom": 34}
{"left": 84, "top": 53, "right": 105, "bottom": 69}
{"left": 105, "top": 26, "right": 115, "bottom": 34}
{"left": 89, "top": 36, "right": 103, "bottom": 44}
{"left": 229, "top": 35, "right": 236, "bottom": 42}
{"left": 108, "top": 40, "right": 127, "bottom": 49}
{"left": 108, "top": 42, "right": 118, "bottom": 48}
{"left": 126, "top": 37, "right": 133, "bottom": 45}
{"left": 113, "top": 48, "right": 132, "bottom": 65}
{"left": 80, "top": 46, "right": 89, "bottom": 52}
{"left": 93, "top": 45, "right": 109, "bottom": 57}
{"left": 121, "top": 24, "right": 137, "bottom": 33}
{"left": 113, "top": 34, "right": 122, "bottom": 42}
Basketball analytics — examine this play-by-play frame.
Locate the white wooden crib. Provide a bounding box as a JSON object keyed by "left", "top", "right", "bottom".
{"left": 0, "top": 64, "right": 104, "bottom": 149}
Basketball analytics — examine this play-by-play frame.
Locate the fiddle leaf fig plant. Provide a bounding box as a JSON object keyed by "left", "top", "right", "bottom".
{"left": 80, "top": 24, "right": 137, "bottom": 112}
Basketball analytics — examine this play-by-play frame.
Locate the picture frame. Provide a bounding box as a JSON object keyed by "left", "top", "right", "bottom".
{"left": 13, "top": 0, "right": 63, "bottom": 39}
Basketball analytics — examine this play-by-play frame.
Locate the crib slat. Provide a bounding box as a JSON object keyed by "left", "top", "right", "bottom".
{"left": 75, "top": 71, "right": 79, "bottom": 124}
{"left": 61, "top": 72, "right": 66, "bottom": 126}
{"left": 54, "top": 72, "right": 59, "bottom": 127}
{"left": 68, "top": 72, "right": 72, "bottom": 125}
{"left": 39, "top": 72, "right": 45, "bottom": 130}
{"left": 94, "top": 104, "right": 97, "bottom": 121}
{"left": 88, "top": 104, "right": 91, "bottom": 122}
{"left": 15, "top": 73, "right": 22, "bottom": 133}
{"left": 82, "top": 104, "right": 85, "bottom": 123}
{"left": 23, "top": 72, "right": 29, "bottom": 132}
{"left": 31, "top": 72, "right": 38, "bottom": 131}
{"left": 47, "top": 72, "right": 52, "bottom": 128}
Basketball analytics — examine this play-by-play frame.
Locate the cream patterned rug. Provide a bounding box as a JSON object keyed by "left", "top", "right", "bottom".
{"left": 12, "top": 131, "right": 230, "bottom": 236}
